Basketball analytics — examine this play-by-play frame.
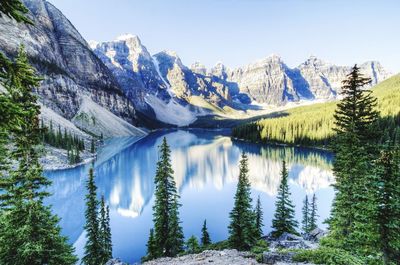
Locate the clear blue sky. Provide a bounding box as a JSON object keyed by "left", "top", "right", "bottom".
{"left": 47, "top": 0, "right": 400, "bottom": 72}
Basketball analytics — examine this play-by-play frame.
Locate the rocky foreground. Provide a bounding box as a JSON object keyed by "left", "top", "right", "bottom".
{"left": 106, "top": 229, "right": 325, "bottom": 265}
{"left": 142, "top": 250, "right": 260, "bottom": 265}
{"left": 107, "top": 249, "right": 314, "bottom": 265}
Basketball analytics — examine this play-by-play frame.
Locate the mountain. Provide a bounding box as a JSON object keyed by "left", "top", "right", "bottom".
{"left": 91, "top": 37, "right": 233, "bottom": 126}
{"left": 93, "top": 35, "right": 391, "bottom": 126}
{"left": 0, "top": 0, "right": 392, "bottom": 129}
{"left": 0, "top": 0, "right": 145, "bottom": 138}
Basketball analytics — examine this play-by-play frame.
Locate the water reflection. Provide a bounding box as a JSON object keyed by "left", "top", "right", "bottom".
{"left": 44, "top": 129, "right": 334, "bottom": 263}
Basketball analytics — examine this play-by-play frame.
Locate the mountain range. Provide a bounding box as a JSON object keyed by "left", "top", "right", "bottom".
{"left": 0, "top": 0, "right": 393, "bottom": 132}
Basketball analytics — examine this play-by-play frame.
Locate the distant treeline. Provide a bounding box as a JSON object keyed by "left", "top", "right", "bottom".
{"left": 40, "top": 120, "right": 85, "bottom": 164}
{"left": 232, "top": 75, "right": 400, "bottom": 147}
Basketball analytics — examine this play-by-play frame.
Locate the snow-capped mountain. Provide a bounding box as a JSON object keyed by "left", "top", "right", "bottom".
{"left": 0, "top": 0, "right": 392, "bottom": 129}
{"left": 0, "top": 0, "right": 145, "bottom": 138}
{"left": 93, "top": 35, "right": 392, "bottom": 126}
{"left": 92, "top": 37, "right": 233, "bottom": 126}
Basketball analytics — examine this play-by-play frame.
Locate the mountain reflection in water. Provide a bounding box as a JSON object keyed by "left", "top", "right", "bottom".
{"left": 44, "top": 129, "right": 335, "bottom": 263}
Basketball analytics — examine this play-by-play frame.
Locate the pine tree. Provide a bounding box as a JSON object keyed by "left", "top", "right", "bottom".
{"left": 185, "top": 235, "right": 200, "bottom": 254}
{"left": 228, "top": 152, "right": 257, "bottom": 250}
{"left": 0, "top": 0, "right": 33, "bottom": 24}
{"left": 0, "top": 46, "right": 76, "bottom": 264}
{"left": 83, "top": 168, "right": 101, "bottom": 265}
{"left": 151, "top": 137, "right": 184, "bottom": 258}
{"left": 99, "top": 196, "right": 112, "bottom": 264}
{"left": 91, "top": 138, "right": 95, "bottom": 153}
{"left": 374, "top": 146, "right": 400, "bottom": 264}
{"left": 144, "top": 229, "right": 157, "bottom": 261}
{"left": 167, "top": 193, "right": 185, "bottom": 256}
{"left": 254, "top": 195, "right": 264, "bottom": 239}
{"left": 308, "top": 194, "right": 318, "bottom": 232}
{"left": 201, "top": 219, "right": 211, "bottom": 246}
{"left": 271, "top": 160, "right": 298, "bottom": 238}
{"left": 301, "top": 195, "right": 309, "bottom": 233}
{"left": 327, "top": 65, "right": 380, "bottom": 254}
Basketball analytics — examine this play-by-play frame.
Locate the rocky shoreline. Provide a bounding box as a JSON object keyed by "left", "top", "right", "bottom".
{"left": 106, "top": 229, "right": 325, "bottom": 265}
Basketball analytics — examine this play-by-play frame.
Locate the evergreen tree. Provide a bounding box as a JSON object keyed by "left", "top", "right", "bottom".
{"left": 185, "top": 235, "right": 200, "bottom": 254}
{"left": 91, "top": 138, "right": 95, "bottom": 153}
{"left": 167, "top": 194, "right": 185, "bottom": 256}
{"left": 83, "top": 168, "right": 101, "bottom": 265}
{"left": 271, "top": 160, "right": 298, "bottom": 238}
{"left": 151, "top": 137, "right": 184, "bottom": 258}
{"left": 374, "top": 146, "right": 400, "bottom": 264}
{"left": 228, "top": 152, "right": 257, "bottom": 250}
{"left": 0, "top": 0, "right": 32, "bottom": 24}
{"left": 308, "top": 194, "right": 318, "bottom": 232}
{"left": 99, "top": 196, "right": 112, "bottom": 264}
{"left": 201, "top": 219, "right": 211, "bottom": 246}
{"left": 254, "top": 195, "right": 264, "bottom": 239}
{"left": 301, "top": 195, "right": 309, "bottom": 233}
{"left": 327, "top": 65, "right": 380, "bottom": 254}
{"left": 144, "top": 229, "right": 157, "bottom": 261}
{"left": 0, "top": 46, "right": 76, "bottom": 264}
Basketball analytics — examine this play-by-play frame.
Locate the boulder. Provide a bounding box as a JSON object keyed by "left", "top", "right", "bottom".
{"left": 262, "top": 251, "right": 295, "bottom": 264}
{"left": 308, "top": 228, "right": 327, "bottom": 242}
{"left": 105, "top": 258, "right": 127, "bottom": 265}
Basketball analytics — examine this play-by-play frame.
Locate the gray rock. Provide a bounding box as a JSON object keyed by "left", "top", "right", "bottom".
{"left": 143, "top": 249, "right": 261, "bottom": 265}
{"left": 277, "top": 233, "right": 303, "bottom": 241}
{"left": 307, "top": 228, "right": 327, "bottom": 242}
{"left": 262, "top": 251, "right": 295, "bottom": 264}
{"left": 268, "top": 233, "right": 316, "bottom": 250}
{"left": 105, "top": 258, "right": 127, "bottom": 265}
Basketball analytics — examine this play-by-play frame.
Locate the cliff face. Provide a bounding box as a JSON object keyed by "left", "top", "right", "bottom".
{"left": 0, "top": 0, "right": 138, "bottom": 129}
{"left": 0, "top": 0, "right": 391, "bottom": 128}
{"left": 93, "top": 35, "right": 391, "bottom": 126}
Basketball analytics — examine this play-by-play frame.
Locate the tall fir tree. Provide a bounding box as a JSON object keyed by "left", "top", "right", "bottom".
{"left": 201, "top": 219, "right": 211, "bottom": 246}
{"left": 254, "top": 195, "right": 264, "bottom": 239}
{"left": 271, "top": 160, "right": 298, "bottom": 238}
{"left": 301, "top": 195, "right": 309, "bottom": 233}
{"left": 144, "top": 229, "right": 157, "bottom": 262}
{"left": 83, "top": 168, "right": 101, "bottom": 265}
{"left": 308, "top": 194, "right": 318, "bottom": 232}
{"left": 327, "top": 65, "right": 380, "bottom": 255}
{"left": 99, "top": 196, "right": 113, "bottom": 264}
{"left": 150, "top": 137, "right": 184, "bottom": 258}
{"left": 0, "top": 46, "right": 76, "bottom": 265}
{"left": 373, "top": 145, "right": 400, "bottom": 264}
{"left": 166, "top": 194, "right": 185, "bottom": 256}
{"left": 91, "top": 138, "right": 95, "bottom": 153}
{"left": 228, "top": 152, "right": 257, "bottom": 250}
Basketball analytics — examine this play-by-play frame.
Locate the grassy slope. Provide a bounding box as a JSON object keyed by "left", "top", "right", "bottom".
{"left": 232, "top": 74, "right": 400, "bottom": 145}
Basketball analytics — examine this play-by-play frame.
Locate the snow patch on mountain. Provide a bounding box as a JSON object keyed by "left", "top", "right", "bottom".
{"left": 144, "top": 94, "right": 196, "bottom": 126}
{"left": 152, "top": 56, "right": 173, "bottom": 96}
{"left": 72, "top": 96, "right": 146, "bottom": 138}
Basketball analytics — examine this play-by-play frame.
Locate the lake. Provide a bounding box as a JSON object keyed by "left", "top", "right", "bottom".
{"left": 44, "top": 129, "right": 335, "bottom": 263}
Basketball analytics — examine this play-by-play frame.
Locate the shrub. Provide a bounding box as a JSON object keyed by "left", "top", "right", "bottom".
{"left": 293, "top": 247, "right": 366, "bottom": 265}
{"left": 250, "top": 240, "right": 269, "bottom": 262}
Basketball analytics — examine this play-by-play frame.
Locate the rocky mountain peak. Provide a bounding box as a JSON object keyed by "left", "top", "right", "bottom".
{"left": 302, "top": 55, "right": 327, "bottom": 68}
{"left": 154, "top": 50, "right": 185, "bottom": 69}
{"left": 210, "top": 62, "right": 229, "bottom": 79}
{"left": 190, "top": 61, "right": 207, "bottom": 75}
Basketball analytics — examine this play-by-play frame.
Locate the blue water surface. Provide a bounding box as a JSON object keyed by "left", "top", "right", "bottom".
{"left": 44, "top": 129, "right": 335, "bottom": 263}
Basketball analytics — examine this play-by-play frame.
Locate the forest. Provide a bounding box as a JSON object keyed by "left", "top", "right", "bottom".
{"left": 232, "top": 75, "right": 400, "bottom": 147}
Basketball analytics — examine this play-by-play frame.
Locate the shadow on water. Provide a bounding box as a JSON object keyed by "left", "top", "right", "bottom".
{"left": 44, "top": 129, "right": 334, "bottom": 263}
